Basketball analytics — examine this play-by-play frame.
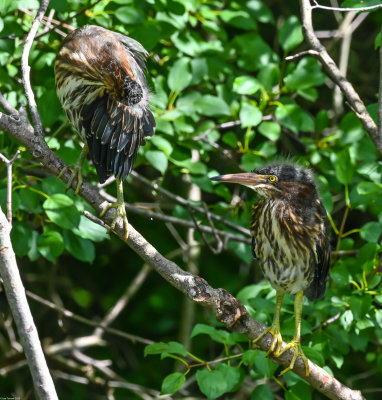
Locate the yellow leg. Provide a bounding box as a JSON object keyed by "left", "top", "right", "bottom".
{"left": 275, "top": 290, "right": 309, "bottom": 376}
{"left": 253, "top": 291, "right": 284, "bottom": 356}
{"left": 57, "top": 143, "right": 88, "bottom": 195}
{"left": 100, "top": 178, "right": 129, "bottom": 240}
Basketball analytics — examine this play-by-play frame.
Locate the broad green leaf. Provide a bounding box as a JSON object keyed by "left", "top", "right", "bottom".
{"left": 195, "top": 95, "right": 230, "bottom": 116}
{"left": 162, "top": 341, "right": 188, "bottom": 357}
{"left": 37, "top": 231, "right": 64, "bottom": 262}
{"left": 150, "top": 136, "right": 174, "bottom": 155}
{"left": 73, "top": 215, "right": 109, "bottom": 242}
{"left": 375, "top": 310, "right": 382, "bottom": 328}
{"left": 168, "top": 57, "right": 192, "bottom": 92}
{"left": 334, "top": 148, "right": 355, "bottom": 185}
{"left": 196, "top": 369, "right": 228, "bottom": 399}
{"left": 251, "top": 384, "right": 274, "bottom": 400}
{"left": 11, "top": 222, "right": 33, "bottom": 257}
{"left": 43, "top": 194, "right": 81, "bottom": 230}
{"left": 360, "top": 222, "right": 382, "bottom": 243}
{"left": 161, "top": 372, "right": 186, "bottom": 395}
{"left": 144, "top": 342, "right": 169, "bottom": 356}
{"left": 233, "top": 76, "right": 262, "bottom": 95}
{"left": 284, "top": 57, "right": 326, "bottom": 91}
{"left": 115, "top": 6, "right": 145, "bottom": 24}
{"left": 240, "top": 103, "right": 263, "bottom": 128}
{"left": 145, "top": 150, "right": 168, "bottom": 174}
{"left": 216, "top": 363, "right": 243, "bottom": 392}
{"left": 242, "top": 349, "right": 257, "bottom": 366}
{"left": 278, "top": 16, "right": 303, "bottom": 53}
{"left": 63, "top": 231, "right": 95, "bottom": 263}
{"left": 258, "top": 121, "right": 281, "bottom": 140}
{"left": 275, "top": 104, "right": 314, "bottom": 133}
{"left": 220, "top": 10, "right": 256, "bottom": 30}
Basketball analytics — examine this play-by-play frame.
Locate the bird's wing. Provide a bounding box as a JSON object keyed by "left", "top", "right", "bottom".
{"left": 81, "top": 94, "right": 155, "bottom": 183}
{"left": 305, "top": 201, "right": 331, "bottom": 301}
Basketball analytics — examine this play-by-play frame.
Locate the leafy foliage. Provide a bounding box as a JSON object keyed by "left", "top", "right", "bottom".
{"left": 0, "top": 0, "right": 381, "bottom": 399}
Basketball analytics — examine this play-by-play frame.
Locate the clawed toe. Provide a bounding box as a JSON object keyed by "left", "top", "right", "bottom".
{"left": 276, "top": 340, "right": 309, "bottom": 376}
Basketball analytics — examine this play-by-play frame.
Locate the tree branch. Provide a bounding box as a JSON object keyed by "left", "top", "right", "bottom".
{"left": 0, "top": 208, "right": 58, "bottom": 399}
{"left": 0, "top": 104, "right": 365, "bottom": 400}
{"left": 312, "top": 1, "right": 382, "bottom": 12}
{"left": 21, "top": 0, "right": 50, "bottom": 137}
{"left": 299, "top": 0, "right": 381, "bottom": 153}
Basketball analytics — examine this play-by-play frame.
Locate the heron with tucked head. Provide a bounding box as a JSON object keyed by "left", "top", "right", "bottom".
{"left": 55, "top": 25, "right": 155, "bottom": 239}
{"left": 211, "top": 162, "right": 331, "bottom": 376}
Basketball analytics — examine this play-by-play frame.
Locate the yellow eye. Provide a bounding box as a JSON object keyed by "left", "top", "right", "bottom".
{"left": 269, "top": 175, "right": 277, "bottom": 182}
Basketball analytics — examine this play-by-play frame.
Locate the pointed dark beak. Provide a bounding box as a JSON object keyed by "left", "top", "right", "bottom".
{"left": 210, "top": 172, "right": 263, "bottom": 186}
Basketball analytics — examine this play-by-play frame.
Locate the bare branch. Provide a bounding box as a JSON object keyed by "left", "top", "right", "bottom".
{"left": 312, "top": 1, "right": 382, "bottom": 12}
{"left": 0, "top": 92, "right": 18, "bottom": 115}
{"left": 285, "top": 49, "right": 320, "bottom": 60}
{"left": 21, "top": 0, "right": 50, "bottom": 137}
{"left": 299, "top": 0, "right": 381, "bottom": 153}
{"left": 0, "top": 150, "right": 20, "bottom": 227}
{"left": 1, "top": 95, "right": 365, "bottom": 399}
{"left": 0, "top": 208, "right": 58, "bottom": 399}
{"left": 131, "top": 171, "right": 251, "bottom": 237}
{"left": 26, "top": 290, "right": 153, "bottom": 346}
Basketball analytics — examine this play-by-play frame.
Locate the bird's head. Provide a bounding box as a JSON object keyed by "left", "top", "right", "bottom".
{"left": 210, "top": 163, "right": 318, "bottom": 202}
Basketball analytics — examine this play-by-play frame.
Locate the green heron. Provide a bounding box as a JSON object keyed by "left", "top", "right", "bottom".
{"left": 211, "top": 163, "right": 330, "bottom": 376}
{"left": 54, "top": 25, "right": 155, "bottom": 239}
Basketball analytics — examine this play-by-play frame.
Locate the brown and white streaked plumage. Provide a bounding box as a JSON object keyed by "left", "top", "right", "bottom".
{"left": 55, "top": 25, "right": 155, "bottom": 238}
{"left": 211, "top": 163, "right": 330, "bottom": 376}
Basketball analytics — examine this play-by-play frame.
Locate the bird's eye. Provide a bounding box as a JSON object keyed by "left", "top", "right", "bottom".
{"left": 268, "top": 175, "right": 277, "bottom": 182}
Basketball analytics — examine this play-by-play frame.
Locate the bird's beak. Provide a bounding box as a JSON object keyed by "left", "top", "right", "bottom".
{"left": 210, "top": 172, "right": 263, "bottom": 186}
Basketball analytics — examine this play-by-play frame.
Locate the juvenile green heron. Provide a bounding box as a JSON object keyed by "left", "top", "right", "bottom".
{"left": 54, "top": 25, "right": 155, "bottom": 239}
{"left": 211, "top": 163, "right": 330, "bottom": 376}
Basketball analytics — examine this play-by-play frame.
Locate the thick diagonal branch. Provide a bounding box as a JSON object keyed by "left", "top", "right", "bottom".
{"left": 0, "top": 107, "right": 365, "bottom": 400}
{"left": 299, "top": 0, "right": 381, "bottom": 153}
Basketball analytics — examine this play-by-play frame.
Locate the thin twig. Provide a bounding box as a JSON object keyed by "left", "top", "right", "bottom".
{"left": 20, "top": 0, "right": 50, "bottom": 137}
{"left": 312, "top": 1, "right": 382, "bottom": 12}
{"left": 26, "top": 290, "right": 153, "bottom": 346}
{"left": 299, "top": 0, "right": 381, "bottom": 153}
{"left": 0, "top": 208, "right": 58, "bottom": 399}
{"left": 0, "top": 92, "right": 18, "bottom": 115}
{"left": 94, "top": 264, "right": 151, "bottom": 337}
{"left": 285, "top": 49, "right": 319, "bottom": 60}
{"left": 0, "top": 150, "right": 20, "bottom": 227}
{"left": 98, "top": 190, "right": 251, "bottom": 245}
{"left": 131, "top": 171, "right": 251, "bottom": 236}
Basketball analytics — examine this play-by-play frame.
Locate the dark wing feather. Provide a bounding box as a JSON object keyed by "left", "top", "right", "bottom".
{"left": 251, "top": 236, "right": 257, "bottom": 259}
{"left": 305, "top": 201, "right": 331, "bottom": 301}
{"left": 81, "top": 94, "right": 155, "bottom": 184}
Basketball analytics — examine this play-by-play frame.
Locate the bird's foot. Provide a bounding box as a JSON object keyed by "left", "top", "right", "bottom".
{"left": 275, "top": 339, "right": 309, "bottom": 376}
{"left": 252, "top": 326, "right": 283, "bottom": 356}
{"left": 100, "top": 199, "right": 129, "bottom": 240}
{"left": 57, "top": 164, "right": 83, "bottom": 195}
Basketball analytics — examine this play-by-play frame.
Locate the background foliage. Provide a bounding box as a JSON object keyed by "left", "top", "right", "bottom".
{"left": 0, "top": 0, "right": 381, "bottom": 399}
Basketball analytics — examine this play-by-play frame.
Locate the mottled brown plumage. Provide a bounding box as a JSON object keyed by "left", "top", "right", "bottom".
{"left": 55, "top": 25, "right": 155, "bottom": 238}
{"left": 211, "top": 162, "right": 330, "bottom": 376}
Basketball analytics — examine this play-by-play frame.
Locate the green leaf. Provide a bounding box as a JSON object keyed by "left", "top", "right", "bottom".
{"left": 334, "top": 148, "right": 355, "bottom": 185}
{"left": 240, "top": 103, "right": 263, "bottom": 128}
{"left": 284, "top": 57, "right": 326, "bottom": 91}
{"left": 275, "top": 104, "right": 314, "bottom": 133}
{"left": 11, "top": 222, "right": 33, "bottom": 257}
{"left": 191, "top": 323, "right": 232, "bottom": 344}
{"left": 195, "top": 95, "right": 230, "bottom": 116}
{"left": 278, "top": 16, "right": 303, "bottom": 53}
{"left": 37, "top": 231, "right": 64, "bottom": 263}
{"left": 144, "top": 342, "right": 169, "bottom": 356}
{"left": 233, "top": 76, "right": 262, "bottom": 95}
{"left": 196, "top": 368, "right": 228, "bottom": 399}
{"left": 220, "top": 10, "right": 256, "bottom": 30}
{"left": 251, "top": 384, "right": 274, "bottom": 400}
{"left": 360, "top": 222, "right": 382, "bottom": 243}
{"left": 168, "top": 57, "right": 192, "bottom": 92}
{"left": 73, "top": 215, "right": 109, "bottom": 242}
{"left": 115, "top": 6, "right": 145, "bottom": 24}
{"left": 63, "top": 230, "right": 95, "bottom": 263}
{"left": 161, "top": 372, "right": 186, "bottom": 395}
{"left": 375, "top": 310, "right": 382, "bottom": 328}
{"left": 43, "top": 194, "right": 81, "bottom": 230}
{"left": 150, "top": 136, "right": 174, "bottom": 155}
{"left": 162, "top": 341, "right": 188, "bottom": 357}
{"left": 72, "top": 288, "right": 93, "bottom": 308}
{"left": 258, "top": 121, "right": 281, "bottom": 140}
{"left": 145, "top": 150, "right": 168, "bottom": 174}
{"left": 242, "top": 349, "right": 257, "bottom": 366}
{"left": 216, "top": 363, "right": 243, "bottom": 392}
